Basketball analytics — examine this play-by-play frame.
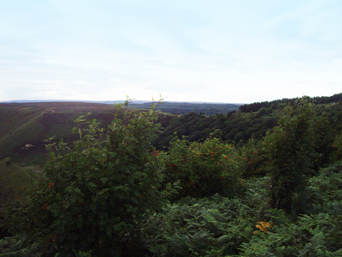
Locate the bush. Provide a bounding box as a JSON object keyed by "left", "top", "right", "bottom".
{"left": 164, "top": 137, "right": 244, "bottom": 199}
{"left": 7, "top": 100, "right": 176, "bottom": 256}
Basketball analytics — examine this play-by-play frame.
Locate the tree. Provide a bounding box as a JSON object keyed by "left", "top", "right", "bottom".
{"left": 264, "top": 99, "right": 316, "bottom": 216}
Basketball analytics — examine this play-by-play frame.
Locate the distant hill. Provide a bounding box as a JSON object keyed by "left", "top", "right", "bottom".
{"left": 2, "top": 94, "right": 341, "bottom": 167}
{"left": 2, "top": 100, "right": 242, "bottom": 115}
{"left": 2, "top": 100, "right": 150, "bottom": 104}
{"left": 127, "top": 102, "right": 241, "bottom": 115}
{"left": 0, "top": 102, "right": 175, "bottom": 165}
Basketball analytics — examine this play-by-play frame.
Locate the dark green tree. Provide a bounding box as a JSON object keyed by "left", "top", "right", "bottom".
{"left": 264, "top": 99, "right": 316, "bottom": 216}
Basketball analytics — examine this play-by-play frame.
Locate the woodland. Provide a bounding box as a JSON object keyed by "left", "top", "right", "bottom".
{"left": 0, "top": 93, "right": 342, "bottom": 256}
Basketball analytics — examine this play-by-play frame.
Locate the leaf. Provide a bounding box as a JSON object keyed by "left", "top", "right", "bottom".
{"left": 97, "top": 188, "right": 109, "bottom": 196}
{"left": 100, "top": 178, "right": 108, "bottom": 184}
{"left": 88, "top": 182, "right": 96, "bottom": 188}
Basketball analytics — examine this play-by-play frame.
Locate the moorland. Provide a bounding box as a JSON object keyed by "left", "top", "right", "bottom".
{"left": 0, "top": 93, "right": 342, "bottom": 256}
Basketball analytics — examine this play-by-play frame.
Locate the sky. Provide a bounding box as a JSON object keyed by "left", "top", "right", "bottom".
{"left": 0, "top": 0, "right": 342, "bottom": 103}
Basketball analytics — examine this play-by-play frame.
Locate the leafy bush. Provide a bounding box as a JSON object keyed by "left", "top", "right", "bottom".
{"left": 164, "top": 137, "right": 244, "bottom": 199}
{"left": 236, "top": 138, "right": 267, "bottom": 178}
{"left": 7, "top": 101, "right": 176, "bottom": 256}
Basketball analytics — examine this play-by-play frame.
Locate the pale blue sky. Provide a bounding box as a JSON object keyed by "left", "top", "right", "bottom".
{"left": 1, "top": 0, "right": 341, "bottom": 103}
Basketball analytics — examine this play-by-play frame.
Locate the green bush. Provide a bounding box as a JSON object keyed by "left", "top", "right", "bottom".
{"left": 7, "top": 100, "right": 176, "bottom": 256}
{"left": 236, "top": 138, "right": 267, "bottom": 178}
{"left": 164, "top": 137, "right": 244, "bottom": 199}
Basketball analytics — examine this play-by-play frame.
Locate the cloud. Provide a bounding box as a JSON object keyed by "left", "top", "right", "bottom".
{"left": 0, "top": 90, "right": 9, "bottom": 102}
{"left": 0, "top": 0, "right": 342, "bottom": 103}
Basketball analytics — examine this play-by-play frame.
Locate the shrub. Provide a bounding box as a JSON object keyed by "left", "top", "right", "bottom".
{"left": 8, "top": 100, "right": 176, "bottom": 256}
{"left": 236, "top": 138, "right": 267, "bottom": 178}
{"left": 164, "top": 137, "right": 244, "bottom": 199}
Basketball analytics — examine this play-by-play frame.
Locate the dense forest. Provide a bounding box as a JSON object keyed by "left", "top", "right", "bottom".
{"left": 155, "top": 94, "right": 342, "bottom": 152}
{"left": 1, "top": 94, "right": 342, "bottom": 256}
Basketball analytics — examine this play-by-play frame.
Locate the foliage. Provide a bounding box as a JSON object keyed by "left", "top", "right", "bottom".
{"left": 236, "top": 138, "right": 267, "bottom": 178}
{"left": 3, "top": 95, "right": 342, "bottom": 256}
{"left": 155, "top": 110, "right": 279, "bottom": 149}
{"left": 0, "top": 102, "right": 174, "bottom": 166}
{"left": 263, "top": 99, "right": 317, "bottom": 216}
{"left": 238, "top": 92, "right": 342, "bottom": 113}
{"left": 309, "top": 161, "right": 342, "bottom": 215}
{"left": 127, "top": 101, "right": 240, "bottom": 115}
{"left": 141, "top": 161, "right": 342, "bottom": 256}
{"left": 240, "top": 211, "right": 342, "bottom": 256}
{"left": 164, "top": 136, "right": 244, "bottom": 199}
{"left": 141, "top": 195, "right": 257, "bottom": 257}
{"left": 6, "top": 100, "right": 176, "bottom": 256}
{"left": 330, "top": 132, "right": 342, "bottom": 163}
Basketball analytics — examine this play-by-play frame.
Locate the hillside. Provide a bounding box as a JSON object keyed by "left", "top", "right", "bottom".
{"left": 1, "top": 95, "right": 342, "bottom": 166}
{"left": 156, "top": 97, "right": 342, "bottom": 148}
{"left": 0, "top": 102, "right": 112, "bottom": 165}
{"left": 1, "top": 94, "right": 342, "bottom": 255}
{"left": 0, "top": 102, "right": 175, "bottom": 165}
{"left": 1, "top": 96, "right": 342, "bottom": 256}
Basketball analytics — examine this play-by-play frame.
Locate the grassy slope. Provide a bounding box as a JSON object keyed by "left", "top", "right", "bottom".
{"left": 0, "top": 158, "right": 41, "bottom": 207}
{"left": 0, "top": 102, "right": 175, "bottom": 165}
{"left": 0, "top": 102, "right": 121, "bottom": 209}
{"left": 0, "top": 102, "right": 118, "bottom": 165}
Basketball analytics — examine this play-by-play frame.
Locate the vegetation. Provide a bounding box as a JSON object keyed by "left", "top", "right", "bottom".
{"left": 264, "top": 100, "right": 316, "bottom": 216}
{"left": 127, "top": 102, "right": 241, "bottom": 115}
{"left": 0, "top": 94, "right": 342, "bottom": 256}
{"left": 0, "top": 102, "right": 174, "bottom": 166}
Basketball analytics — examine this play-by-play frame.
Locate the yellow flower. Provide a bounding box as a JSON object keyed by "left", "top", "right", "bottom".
{"left": 255, "top": 221, "right": 271, "bottom": 232}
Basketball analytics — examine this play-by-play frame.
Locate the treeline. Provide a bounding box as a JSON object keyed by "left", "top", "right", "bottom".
{"left": 155, "top": 109, "right": 277, "bottom": 149}
{"left": 239, "top": 92, "right": 342, "bottom": 113}
{"left": 127, "top": 101, "right": 241, "bottom": 115}
{"left": 156, "top": 99, "right": 342, "bottom": 148}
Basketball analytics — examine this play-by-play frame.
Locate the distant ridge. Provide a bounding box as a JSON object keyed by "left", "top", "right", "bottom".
{"left": 1, "top": 100, "right": 150, "bottom": 104}
{"left": 1, "top": 100, "right": 246, "bottom": 105}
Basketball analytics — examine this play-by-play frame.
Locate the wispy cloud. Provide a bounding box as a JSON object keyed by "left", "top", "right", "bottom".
{"left": 0, "top": 0, "right": 341, "bottom": 102}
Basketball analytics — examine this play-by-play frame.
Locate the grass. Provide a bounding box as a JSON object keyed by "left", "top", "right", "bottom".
{"left": 0, "top": 158, "right": 41, "bottom": 207}
{"left": 0, "top": 102, "right": 118, "bottom": 162}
